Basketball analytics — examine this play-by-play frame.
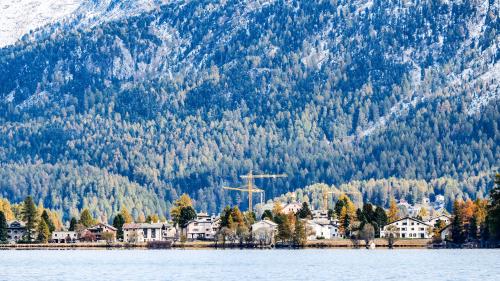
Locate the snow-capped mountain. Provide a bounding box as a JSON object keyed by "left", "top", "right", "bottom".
{"left": 0, "top": 0, "right": 498, "bottom": 217}
{"left": 0, "top": 0, "right": 171, "bottom": 48}
{"left": 0, "top": 0, "right": 82, "bottom": 47}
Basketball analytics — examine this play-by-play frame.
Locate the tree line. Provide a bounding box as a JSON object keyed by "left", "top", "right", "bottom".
{"left": 0, "top": 0, "right": 497, "bottom": 219}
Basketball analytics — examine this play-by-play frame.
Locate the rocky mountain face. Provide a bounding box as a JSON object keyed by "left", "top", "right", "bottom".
{"left": 0, "top": 0, "right": 498, "bottom": 221}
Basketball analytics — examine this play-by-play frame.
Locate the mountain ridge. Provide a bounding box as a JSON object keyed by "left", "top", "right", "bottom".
{"left": 0, "top": 0, "right": 498, "bottom": 220}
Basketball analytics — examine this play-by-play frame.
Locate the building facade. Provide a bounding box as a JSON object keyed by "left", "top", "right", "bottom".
{"left": 82, "top": 223, "right": 117, "bottom": 242}
{"left": 282, "top": 202, "right": 302, "bottom": 215}
{"left": 380, "top": 217, "right": 432, "bottom": 239}
{"left": 7, "top": 220, "right": 26, "bottom": 243}
{"left": 251, "top": 219, "right": 278, "bottom": 245}
{"left": 307, "top": 219, "right": 340, "bottom": 240}
{"left": 184, "top": 213, "right": 220, "bottom": 241}
{"left": 51, "top": 231, "right": 78, "bottom": 243}
{"left": 123, "top": 222, "right": 174, "bottom": 243}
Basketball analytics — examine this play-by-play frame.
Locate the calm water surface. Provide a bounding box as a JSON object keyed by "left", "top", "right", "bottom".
{"left": 0, "top": 249, "right": 499, "bottom": 281}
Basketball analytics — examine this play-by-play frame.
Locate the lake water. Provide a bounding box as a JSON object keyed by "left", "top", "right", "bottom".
{"left": 0, "top": 249, "right": 499, "bottom": 281}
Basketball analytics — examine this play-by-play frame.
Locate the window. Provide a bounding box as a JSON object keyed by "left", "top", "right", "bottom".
{"left": 151, "top": 229, "right": 156, "bottom": 238}
{"left": 402, "top": 234, "right": 406, "bottom": 238}
{"left": 402, "top": 222, "right": 407, "bottom": 226}
{"left": 411, "top": 228, "right": 414, "bottom": 231}
{"left": 420, "top": 228, "right": 425, "bottom": 231}
{"left": 144, "top": 229, "right": 149, "bottom": 237}
{"left": 411, "top": 222, "right": 414, "bottom": 225}
{"left": 420, "top": 233, "right": 425, "bottom": 238}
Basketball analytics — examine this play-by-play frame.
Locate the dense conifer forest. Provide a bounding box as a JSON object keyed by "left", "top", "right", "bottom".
{"left": 0, "top": 0, "right": 498, "bottom": 221}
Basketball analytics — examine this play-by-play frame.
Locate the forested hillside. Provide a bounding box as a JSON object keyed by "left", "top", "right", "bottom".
{"left": 0, "top": 0, "right": 498, "bottom": 221}
{"left": 267, "top": 176, "right": 493, "bottom": 212}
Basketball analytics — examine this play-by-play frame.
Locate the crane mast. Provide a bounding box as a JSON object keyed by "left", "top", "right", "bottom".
{"left": 224, "top": 170, "right": 287, "bottom": 211}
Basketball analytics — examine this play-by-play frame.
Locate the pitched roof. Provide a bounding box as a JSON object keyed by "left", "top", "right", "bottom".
{"left": 253, "top": 219, "right": 278, "bottom": 227}
{"left": 7, "top": 220, "right": 25, "bottom": 228}
{"left": 386, "top": 216, "right": 432, "bottom": 227}
{"left": 89, "top": 223, "right": 117, "bottom": 231}
{"left": 308, "top": 219, "right": 338, "bottom": 227}
{"left": 123, "top": 222, "right": 170, "bottom": 229}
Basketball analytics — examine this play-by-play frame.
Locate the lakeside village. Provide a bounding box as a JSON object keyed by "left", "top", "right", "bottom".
{"left": 1, "top": 175, "right": 500, "bottom": 249}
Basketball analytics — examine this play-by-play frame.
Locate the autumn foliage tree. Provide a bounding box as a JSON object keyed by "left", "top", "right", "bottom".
{"left": 170, "top": 194, "right": 197, "bottom": 227}
{"left": 337, "top": 195, "right": 356, "bottom": 237}
{"left": 79, "top": 209, "right": 95, "bottom": 228}
{"left": 387, "top": 198, "right": 399, "bottom": 223}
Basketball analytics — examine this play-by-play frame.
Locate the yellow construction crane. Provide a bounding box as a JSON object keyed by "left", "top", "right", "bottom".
{"left": 322, "top": 189, "right": 361, "bottom": 210}
{"left": 322, "top": 189, "right": 335, "bottom": 211}
{"left": 224, "top": 170, "right": 287, "bottom": 211}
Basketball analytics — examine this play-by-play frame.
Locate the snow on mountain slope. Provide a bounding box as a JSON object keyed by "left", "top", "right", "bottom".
{"left": 70, "top": 0, "right": 170, "bottom": 29}
{"left": 0, "top": 0, "right": 171, "bottom": 48}
{"left": 0, "top": 0, "right": 82, "bottom": 47}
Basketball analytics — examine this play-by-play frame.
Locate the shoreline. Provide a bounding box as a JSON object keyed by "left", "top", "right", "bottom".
{"left": 0, "top": 239, "right": 433, "bottom": 250}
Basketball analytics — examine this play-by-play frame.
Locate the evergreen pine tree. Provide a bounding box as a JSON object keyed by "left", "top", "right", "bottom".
{"left": 487, "top": 174, "right": 500, "bottom": 241}
{"left": 277, "top": 214, "right": 292, "bottom": 244}
{"left": 36, "top": 219, "right": 50, "bottom": 243}
{"left": 292, "top": 218, "right": 307, "bottom": 247}
{"left": 179, "top": 207, "right": 197, "bottom": 227}
{"left": 69, "top": 217, "right": 78, "bottom": 231}
{"left": 21, "top": 196, "right": 38, "bottom": 243}
{"left": 374, "top": 206, "right": 388, "bottom": 238}
{"left": 261, "top": 210, "right": 273, "bottom": 221}
{"left": 113, "top": 214, "right": 125, "bottom": 240}
{"left": 451, "top": 201, "right": 466, "bottom": 244}
{"left": 0, "top": 211, "right": 8, "bottom": 244}
{"left": 298, "top": 202, "right": 313, "bottom": 219}
{"left": 41, "top": 210, "right": 55, "bottom": 233}
{"left": 334, "top": 198, "right": 346, "bottom": 218}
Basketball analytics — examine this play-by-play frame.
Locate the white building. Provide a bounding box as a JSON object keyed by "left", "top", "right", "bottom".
{"left": 251, "top": 219, "right": 278, "bottom": 245}
{"left": 380, "top": 217, "right": 432, "bottom": 239}
{"left": 426, "top": 215, "right": 451, "bottom": 227}
{"left": 7, "top": 220, "right": 26, "bottom": 243}
{"left": 51, "top": 231, "right": 77, "bottom": 243}
{"left": 184, "top": 213, "right": 220, "bottom": 241}
{"left": 312, "top": 210, "right": 329, "bottom": 220}
{"left": 307, "top": 219, "right": 340, "bottom": 240}
{"left": 282, "top": 202, "right": 302, "bottom": 214}
{"left": 123, "top": 222, "right": 173, "bottom": 243}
